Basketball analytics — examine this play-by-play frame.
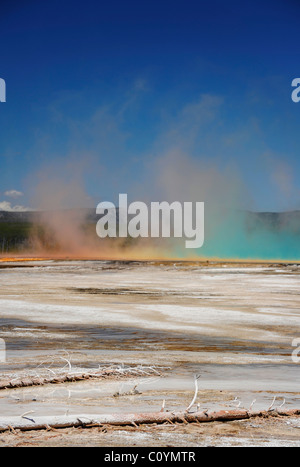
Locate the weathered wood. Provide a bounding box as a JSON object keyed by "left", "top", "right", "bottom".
{"left": 0, "top": 367, "right": 158, "bottom": 390}
{"left": 0, "top": 408, "right": 299, "bottom": 433}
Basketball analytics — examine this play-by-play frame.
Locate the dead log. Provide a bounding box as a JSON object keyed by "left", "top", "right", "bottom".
{"left": 0, "top": 367, "right": 159, "bottom": 390}
{"left": 0, "top": 408, "right": 299, "bottom": 433}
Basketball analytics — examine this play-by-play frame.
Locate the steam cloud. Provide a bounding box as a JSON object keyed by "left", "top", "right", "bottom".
{"left": 17, "top": 92, "right": 300, "bottom": 261}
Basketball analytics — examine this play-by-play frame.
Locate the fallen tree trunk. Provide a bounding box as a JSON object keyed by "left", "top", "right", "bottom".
{"left": 1, "top": 408, "right": 299, "bottom": 432}
{"left": 0, "top": 371, "right": 118, "bottom": 390}
{"left": 0, "top": 367, "right": 159, "bottom": 390}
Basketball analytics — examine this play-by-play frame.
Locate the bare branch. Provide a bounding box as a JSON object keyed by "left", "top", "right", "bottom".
{"left": 185, "top": 374, "right": 201, "bottom": 413}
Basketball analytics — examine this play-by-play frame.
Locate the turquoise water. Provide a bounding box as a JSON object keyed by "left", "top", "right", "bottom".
{"left": 177, "top": 210, "right": 300, "bottom": 261}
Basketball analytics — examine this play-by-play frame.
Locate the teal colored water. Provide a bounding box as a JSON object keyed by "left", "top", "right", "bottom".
{"left": 177, "top": 210, "right": 300, "bottom": 261}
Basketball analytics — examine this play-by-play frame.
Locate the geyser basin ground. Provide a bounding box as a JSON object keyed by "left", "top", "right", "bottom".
{"left": 0, "top": 259, "right": 300, "bottom": 446}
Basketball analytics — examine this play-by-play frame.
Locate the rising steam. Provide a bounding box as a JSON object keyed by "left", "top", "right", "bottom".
{"left": 22, "top": 148, "right": 300, "bottom": 262}
{"left": 13, "top": 92, "right": 300, "bottom": 262}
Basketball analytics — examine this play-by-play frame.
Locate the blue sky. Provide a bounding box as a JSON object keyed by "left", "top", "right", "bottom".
{"left": 0, "top": 0, "right": 300, "bottom": 212}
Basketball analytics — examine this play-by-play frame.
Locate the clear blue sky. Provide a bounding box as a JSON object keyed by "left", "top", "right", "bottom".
{"left": 0, "top": 0, "right": 300, "bottom": 212}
